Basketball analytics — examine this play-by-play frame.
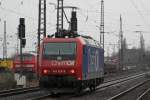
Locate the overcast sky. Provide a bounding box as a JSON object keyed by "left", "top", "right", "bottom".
{"left": 0, "top": 0, "right": 150, "bottom": 58}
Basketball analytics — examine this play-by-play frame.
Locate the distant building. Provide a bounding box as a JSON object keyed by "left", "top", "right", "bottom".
{"left": 123, "top": 48, "right": 140, "bottom": 66}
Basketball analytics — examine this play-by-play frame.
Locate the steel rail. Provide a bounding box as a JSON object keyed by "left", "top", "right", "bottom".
{"left": 108, "top": 79, "right": 150, "bottom": 100}
{"left": 104, "top": 71, "right": 145, "bottom": 83}
{"left": 28, "top": 93, "right": 52, "bottom": 100}
{"left": 29, "top": 72, "right": 147, "bottom": 100}
{"left": 0, "top": 86, "right": 38, "bottom": 94}
{"left": 136, "top": 87, "right": 150, "bottom": 100}
{"left": 0, "top": 72, "right": 146, "bottom": 99}
{"left": 0, "top": 86, "right": 40, "bottom": 97}
{"left": 97, "top": 72, "right": 146, "bottom": 89}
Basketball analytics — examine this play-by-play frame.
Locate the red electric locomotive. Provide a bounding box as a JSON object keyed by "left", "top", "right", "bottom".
{"left": 39, "top": 36, "right": 104, "bottom": 91}
{"left": 38, "top": 1, "right": 104, "bottom": 92}
{"left": 13, "top": 52, "right": 37, "bottom": 73}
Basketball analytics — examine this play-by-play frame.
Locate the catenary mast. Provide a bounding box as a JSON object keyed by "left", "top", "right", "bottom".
{"left": 3, "top": 21, "right": 7, "bottom": 59}
{"left": 37, "top": 0, "right": 46, "bottom": 76}
{"left": 100, "top": 0, "right": 104, "bottom": 49}
{"left": 119, "top": 15, "right": 124, "bottom": 70}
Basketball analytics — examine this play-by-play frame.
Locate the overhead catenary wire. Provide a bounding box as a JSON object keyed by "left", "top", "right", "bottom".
{"left": 0, "top": 6, "right": 36, "bottom": 21}
{"left": 139, "top": 0, "right": 149, "bottom": 12}
{"left": 129, "top": 0, "right": 150, "bottom": 31}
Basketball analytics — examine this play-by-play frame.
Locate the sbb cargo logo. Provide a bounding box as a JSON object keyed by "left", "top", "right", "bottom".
{"left": 50, "top": 60, "right": 75, "bottom": 66}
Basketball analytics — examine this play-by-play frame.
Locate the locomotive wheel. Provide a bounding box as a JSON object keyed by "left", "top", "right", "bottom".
{"left": 50, "top": 91, "right": 57, "bottom": 96}
{"left": 77, "top": 87, "right": 82, "bottom": 93}
{"left": 89, "top": 85, "right": 96, "bottom": 92}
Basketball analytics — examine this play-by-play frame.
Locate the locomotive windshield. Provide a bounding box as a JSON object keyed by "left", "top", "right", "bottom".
{"left": 43, "top": 42, "right": 76, "bottom": 60}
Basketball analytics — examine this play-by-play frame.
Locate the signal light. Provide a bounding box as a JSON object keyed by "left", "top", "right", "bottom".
{"left": 43, "top": 69, "right": 48, "bottom": 74}
{"left": 22, "top": 38, "right": 26, "bottom": 48}
{"left": 18, "top": 18, "right": 25, "bottom": 39}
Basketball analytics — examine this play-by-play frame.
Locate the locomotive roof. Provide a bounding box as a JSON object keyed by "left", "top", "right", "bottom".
{"left": 43, "top": 36, "right": 102, "bottom": 48}
{"left": 14, "top": 51, "right": 37, "bottom": 56}
{"left": 82, "top": 37, "right": 101, "bottom": 48}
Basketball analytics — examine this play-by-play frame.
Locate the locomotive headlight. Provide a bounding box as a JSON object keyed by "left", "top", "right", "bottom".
{"left": 77, "top": 77, "right": 81, "bottom": 80}
{"left": 43, "top": 69, "right": 48, "bottom": 74}
{"left": 70, "top": 69, "right": 75, "bottom": 74}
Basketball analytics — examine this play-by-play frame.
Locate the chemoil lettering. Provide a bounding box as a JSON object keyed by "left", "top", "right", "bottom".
{"left": 67, "top": 61, "right": 75, "bottom": 66}
{"left": 51, "top": 60, "right": 75, "bottom": 66}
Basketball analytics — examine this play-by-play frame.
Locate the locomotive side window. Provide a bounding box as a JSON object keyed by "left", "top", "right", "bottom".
{"left": 43, "top": 42, "right": 76, "bottom": 60}
{"left": 14, "top": 54, "right": 33, "bottom": 61}
{"left": 84, "top": 38, "right": 100, "bottom": 47}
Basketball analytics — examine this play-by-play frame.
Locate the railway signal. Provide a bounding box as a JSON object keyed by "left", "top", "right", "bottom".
{"left": 18, "top": 18, "right": 26, "bottom": 48}
{"left": 17, "top": 18, "right": 26, "bottom": 77}
{"left": 18, "top": 18, "right": 25, "bottom": 39}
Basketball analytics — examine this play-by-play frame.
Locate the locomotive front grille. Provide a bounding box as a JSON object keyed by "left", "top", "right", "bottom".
{"left": 40, "top": 75, "right": 79, "bottom": 88}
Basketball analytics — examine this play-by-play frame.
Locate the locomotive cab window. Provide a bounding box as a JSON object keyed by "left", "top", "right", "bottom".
{"left": 43, "top": 42, "right": 76, "bottom": 60}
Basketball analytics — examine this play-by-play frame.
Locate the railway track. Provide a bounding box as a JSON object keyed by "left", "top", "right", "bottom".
{"left": 28, "top": 93, "right": 52, "bottom": 100}
{"left": 104, "top": 70, "right": 145, "bottom": 83}
{"left": 98, "top": 72, "right": 146, "bottom": 89}
{"left": 108, "top": 79, "right": 150, "bottom": 100}
{"left": 136, "top": 87, "right": 150, "bottom": 100}
{"left": 62, "top": 72, "right": 149, "bottom": 100}
{"left": 0, "top": 72, "right": 147, "bottom": 100}
{"left": 27, "top": 72, "right": 147, "bottom": 100}
{"left": 0, "top": 86, "right": 40, "bottom": 97}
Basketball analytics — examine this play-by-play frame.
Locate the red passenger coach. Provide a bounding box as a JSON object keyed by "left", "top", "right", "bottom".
{"left": 13, "top": 52, "right": 37, "bottom": 73}
{"left": 39, "top": 36, "right": 104, "bottom": 91}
